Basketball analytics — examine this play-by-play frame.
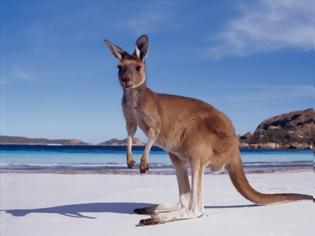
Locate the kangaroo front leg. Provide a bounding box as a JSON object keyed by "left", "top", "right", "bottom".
{"left": 126, "top": 135, "right": 135, "bottom": 168}
{"left": 139, "top": 128, "right": 158, "bottom": 174}
{"left": 126, "top": 123, "right": 137, "bottom": 168}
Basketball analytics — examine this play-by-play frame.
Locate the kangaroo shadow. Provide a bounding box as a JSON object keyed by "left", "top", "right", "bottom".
{"left": 3, "top": 202, "right": 259, "bottom": 219}
{"left": 4, "top": 202, "right": 152, "bottom": 219}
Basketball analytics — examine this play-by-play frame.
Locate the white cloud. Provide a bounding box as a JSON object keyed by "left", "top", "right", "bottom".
{"left": 233, "top": 85, "right": 315, "bottom": 102}
{"left": 11, "top": 66, "right": 35, "bottom": 81}
{"left": 200, "top": 84, "right": 314, "bottom": 109}
{"left": 207, "top": 0, "right": 315, "bottom": 59}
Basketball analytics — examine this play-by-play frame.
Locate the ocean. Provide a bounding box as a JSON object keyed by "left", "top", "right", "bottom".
{"left": 0, "top": 145, "right": 313, "bottom": 174}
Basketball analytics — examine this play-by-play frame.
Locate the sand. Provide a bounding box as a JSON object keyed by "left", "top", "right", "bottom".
{"left": 0, "top": 171, "right": 314, "bottom": 236}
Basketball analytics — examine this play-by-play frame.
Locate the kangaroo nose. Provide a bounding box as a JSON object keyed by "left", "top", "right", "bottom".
{"left": 122, "top": 77, "right": 131, "bottom": 83}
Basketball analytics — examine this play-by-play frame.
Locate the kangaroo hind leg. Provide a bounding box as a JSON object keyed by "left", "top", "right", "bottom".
{"left": 138, "top": 158, "right": 206, "bottom": 226}
{"left": 134, "top": 153, "right": 190, "bottom": 215}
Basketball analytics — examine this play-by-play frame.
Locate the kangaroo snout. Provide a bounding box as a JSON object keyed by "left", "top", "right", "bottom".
{"left": 121, "top": 77, "right": 132, "bottom": 87}
{"left": 122, "top": 77, "right": 131, "bottom": 83}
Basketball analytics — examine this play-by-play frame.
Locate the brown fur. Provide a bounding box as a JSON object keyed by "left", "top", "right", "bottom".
{"left": 104, "top": 35, "right": 313, "bottom": 225}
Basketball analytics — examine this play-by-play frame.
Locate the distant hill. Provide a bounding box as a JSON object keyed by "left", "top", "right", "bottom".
{"left": 99, "top": 137, "right": 144, "bottom": 146}
{"left": 0, "top": 135, "right": 90, "bottom": 145}
{"left": 240, "top": 108, "right": 314, "bottom": 149}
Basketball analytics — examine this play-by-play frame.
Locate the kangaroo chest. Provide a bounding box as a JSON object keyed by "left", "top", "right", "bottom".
{"left": 132, "top": 109, "right": 148, "bottom": 131}
{"left": 124, "top": 90, "right": 152, "bottom": 135}
{"left": 124, "top": 89, "right": 183, "bottom": 153}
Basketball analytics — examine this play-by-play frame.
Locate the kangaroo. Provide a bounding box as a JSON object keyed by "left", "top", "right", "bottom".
{"left": 103, "top": 35, "right": 313, "bottom": 226}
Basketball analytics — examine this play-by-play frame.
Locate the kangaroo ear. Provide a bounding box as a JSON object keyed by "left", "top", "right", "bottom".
{"left": 134, "top": 34, "right": 149, "bottom": 61}
{"left": 103, "top": 39, "right": 126, "bottom": 60}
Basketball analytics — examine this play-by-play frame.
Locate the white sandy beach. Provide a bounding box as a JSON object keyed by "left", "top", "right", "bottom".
{"left": 0, "top": 171, "right": 314, "bottom": 236}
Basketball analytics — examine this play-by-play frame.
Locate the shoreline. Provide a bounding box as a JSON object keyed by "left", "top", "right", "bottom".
{"left": 0, "top": 164, "right": 312, "bottom": 175}
{"left": 1, "top": 146, "right": 312, "bottom": 174}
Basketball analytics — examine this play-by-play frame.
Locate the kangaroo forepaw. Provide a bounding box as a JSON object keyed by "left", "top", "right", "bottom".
{"left": 127, "top": 159, "right": 136, "bottom": 169}
{"left": 126, "top": 153, "right": 136, "bottom": 169}
{"left": 139, "top": 159, "right": 149, "bottom": 174}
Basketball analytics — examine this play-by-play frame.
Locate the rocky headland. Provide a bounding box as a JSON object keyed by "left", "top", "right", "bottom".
{"left": 239, "top": 108, "right": 314, "bottom": 149}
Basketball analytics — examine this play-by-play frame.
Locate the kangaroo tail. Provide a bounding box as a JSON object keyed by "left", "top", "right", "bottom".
{"left": 225, "top": 153, "right": 314, "bottom": 205}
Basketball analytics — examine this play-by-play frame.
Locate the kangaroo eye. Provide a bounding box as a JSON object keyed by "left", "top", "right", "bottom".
{"left": 117, "top": 65, "right": 122, "bottom": 70}
{"left": 135, "top": 65, "right": 141, "bottom": 71}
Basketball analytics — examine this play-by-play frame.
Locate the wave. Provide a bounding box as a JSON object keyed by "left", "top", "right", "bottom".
{"left": 1, "top": 160, "right": 312, "bottom": 171}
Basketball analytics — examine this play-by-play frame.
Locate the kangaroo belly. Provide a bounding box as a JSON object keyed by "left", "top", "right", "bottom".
{"left": 156, "top": 118, "right": 192, "bottom": 154}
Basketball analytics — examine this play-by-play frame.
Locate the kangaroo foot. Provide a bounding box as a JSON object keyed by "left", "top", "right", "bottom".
{"left": 139, "top": 159, "right": 149, "bottom": 174}
{"left": 134, "top": 203, "right": 181, "bottom": 215}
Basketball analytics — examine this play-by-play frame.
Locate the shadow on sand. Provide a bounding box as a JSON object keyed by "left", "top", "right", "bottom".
{"left": 3, "top": 202, "right": 259, "bottom": 219}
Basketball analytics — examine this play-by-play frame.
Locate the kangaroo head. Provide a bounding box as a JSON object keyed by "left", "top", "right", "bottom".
{"left": 104, "top": 35, "right": 149, "bottom": 90}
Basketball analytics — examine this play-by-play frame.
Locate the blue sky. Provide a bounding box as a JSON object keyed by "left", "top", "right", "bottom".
{"left": 1, "top": 0, "right": 314, "bottom": 144}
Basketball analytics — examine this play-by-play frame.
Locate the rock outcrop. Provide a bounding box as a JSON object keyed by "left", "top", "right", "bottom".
{"left": 240, "top": 108, "right": 314, "bottom": 149}
{"left": 98, "top": 137, "right": 144, "bottom": 146}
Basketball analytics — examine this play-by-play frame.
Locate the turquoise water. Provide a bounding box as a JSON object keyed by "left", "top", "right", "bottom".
{"left": 0, "top": 145, "right": 312, "bottom": 169}
{"left": 0, "top": 150, "right": 169, "bottom": 167}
